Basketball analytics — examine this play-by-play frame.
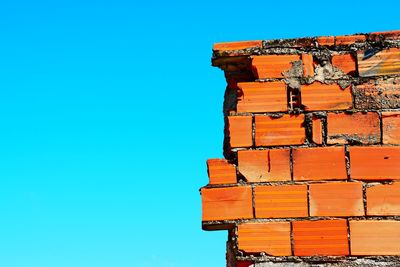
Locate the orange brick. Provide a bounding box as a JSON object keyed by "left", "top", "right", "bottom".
{"left": 327, "top": 112, "right": 380, "bottom": 145}
{"left": 255, "top": 114, "right": 305, "bottom": 146}
{"left": 335, "top": 34, "right": 366, "bottom": 45}
{"left": 236, "top": 82, "right": 288, "bottom": 113}
{"left": 309, "top": 182, "right": 364, "bottom": 217}
{"left": 369, "top": 30, "right": 400, "bottom": 41}
{"left": 213, "top": 40, "right": 262, "bottom": 51}
{"left": 237, "top": 149, "right": 290, "bottom": 182}
{"left": 227, "top": 116, "right": 253, "bottom": 148}
{"left": 382, "top": 111, "right": 400, "bottom": 145}
{"left": 292, "top": 147, "right": 347, "bottom": 181}
{"left": 312, "top": 116, "right": 323, "bottom": 144}
{"left": 206, "top": 159, "right": 237, "bottom": 185}
{"left": 367, "top": 183, "right": 400, "bottom": 216}
{"left": 302, "top": 54, "right": 314, "bottom": 77}
{"left": 349, "top": 146, "right": 400, "bottom": 180}
{"left": 354, "top": 80, "right": 400, "bottom": 109}
{"left": 201, "top": 186, "right": 253, "bottom": 221}
{"left": 357, "top": 48, "right": 400, "bottom": 77}
{"left": 350, "top": 220, "right": 400, "bottom": 255}
{"left": 301, "top": 83, "right": 352, "bottom": 111}
{"left": 251, "top": 55, "right": 301, "bottom": 79}
{"left": 237, "top": 222, "right": 292, "bottom": 256}
{"left": 292, "top": 220, "right": 349, "bottom": 256}
{"left": 254, "top": 185, "right": 308, "bottom": 218}
{"left": 317, "top": 36, "right": 335, "bottom": 46}
{"left": 331, "top": 53, "right": 356, "bottom": 75}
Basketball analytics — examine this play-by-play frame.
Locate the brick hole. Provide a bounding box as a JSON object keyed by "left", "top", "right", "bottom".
{"left": 288, "top": 87, "right": 302, "bottom": 110}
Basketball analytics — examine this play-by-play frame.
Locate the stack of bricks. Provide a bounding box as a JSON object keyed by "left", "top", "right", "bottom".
{"left": 201, "top": 30, "right": 400, "bottom": 267}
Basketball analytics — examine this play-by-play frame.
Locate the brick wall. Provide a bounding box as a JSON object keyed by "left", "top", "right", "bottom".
{"left": 201, "top": 30, "right": 400, "bottom": 266}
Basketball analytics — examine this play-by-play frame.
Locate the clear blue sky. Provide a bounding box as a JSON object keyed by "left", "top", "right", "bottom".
{"left": 0, "top": 0, "right": 399, "bottom": 266}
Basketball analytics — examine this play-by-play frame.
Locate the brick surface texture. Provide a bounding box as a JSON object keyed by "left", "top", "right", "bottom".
{"left": 201, "top": 30, "right": 400, "bottom": 267}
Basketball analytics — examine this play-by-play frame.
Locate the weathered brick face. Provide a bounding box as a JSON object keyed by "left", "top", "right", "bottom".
{"left": 202, "top": 30, "right": 400, "bottom": 266}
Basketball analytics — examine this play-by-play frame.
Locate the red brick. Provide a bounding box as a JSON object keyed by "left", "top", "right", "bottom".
{"left": 251, "top": 55, "right": 301, "bottom": 79}
{"left": 354, "top": 79, "right": 400, "bottom": 109}
{"left": 213, "top": 40, "right": 262, "bottom": 51}
{"left": 335, "top": 34, "right": 366, "bottom": 45}
{"left": 236, "top": 82, "right": 288, "bottom": 113}
{"left": 357, "top": 48, "right": 400, "bottom": 77}
{"left": 382, "top": 111, "right": 400, "bottom": 145}
{"left": 292, "top": 147, "right": 347, "bottom": 181}
{"left": 255, "top": 185, "right": 308, "bottom": 218}
{"left": 309, "top": 182, "right": 364, "bottom": 217}
{"left": 367, "top": 183, "right": 400, "bottom": 216}
{"left": 302, "top": 53, "right": 314, "bottom": 77}
{"left": 301, "top": 83, "right": 352, "bottom": 111}
{"left": 264, "top": 38, "right": 314, "bottom": 48}
{"left": 312, "top": 116, "right": 323, "bottom": 144}
{"left": 227, "top": 116, "right": 253, "bottom": 148}
{"left": 349, "top": 146, "right": 400, "bottom": 180}
{"left": 206, "top": 159, "right": 237, "bottom": 185}
{"left": 237, "top": 149, "right": 290, "bottom": 182}
{"left": 331, "top": 53, "right": 356, "bottom": 75}
{"left": 350, "top": 220, "right": 400, "bottom": 255}
{"left": 317, "top": 36, "right": 335, "bottom": 46}
{"left": 369, "top": 30, "right": 400, "bottom": 41}
{"left": 201, "top": 186, "right": 253, "bottom": 221}
{"left": 327, "top": 112, "right": 380, "bottom": 145}
{"left": 255, "top": 114, "right": 305, "bottom": 146}
{"left": 237, "top": 222, "right": 291, "bottom": 256}
{"left": 292, "top": 220, "right": 349, "bottom": 256}
{"left": 236, "top": 261, "right": 253, "bottom": 267}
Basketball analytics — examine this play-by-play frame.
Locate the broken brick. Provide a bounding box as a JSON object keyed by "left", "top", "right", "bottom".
{"left": 237, "top": 148, "right": 290, "bottom": 182}
{"left": 206, "top": 159, "right": 237, "bottom": 185}
{"left": 331, "top": 53, "right": 356, "bottom": 75}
